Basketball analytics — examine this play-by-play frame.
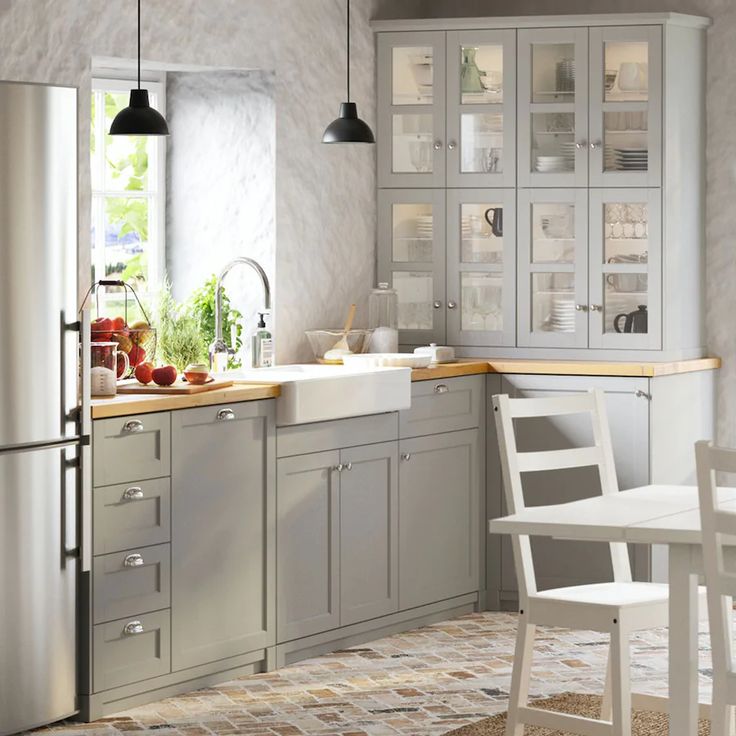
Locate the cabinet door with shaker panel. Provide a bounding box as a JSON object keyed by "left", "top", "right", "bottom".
{"left": 170, "top": 401, "right": 275, "bottom": 671}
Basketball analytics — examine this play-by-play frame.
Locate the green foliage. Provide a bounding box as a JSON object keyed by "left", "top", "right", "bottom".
{"left": 106, "top": 198, "right": 148, "bottom": 243}
{"left": 156, "top": 279, "right": 207, "bottom": 371}
{"left": 187, "top": 275, "right": 244, "bottom": 370}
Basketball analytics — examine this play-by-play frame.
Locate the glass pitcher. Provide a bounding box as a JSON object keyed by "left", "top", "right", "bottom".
{"left": 461, "top": 47, "right": 485, "bottom": 95}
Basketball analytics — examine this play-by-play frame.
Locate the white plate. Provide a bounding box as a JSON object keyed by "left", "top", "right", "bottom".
{"left": 342, "top": 353, "right": 432, "bottom": 369}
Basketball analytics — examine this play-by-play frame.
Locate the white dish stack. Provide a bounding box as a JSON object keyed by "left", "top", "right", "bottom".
{"left": 614, "top": 147, "right": 648, "bottom": 170}
{"left": 549, "top": 298, "right": 576, "bottom": 333}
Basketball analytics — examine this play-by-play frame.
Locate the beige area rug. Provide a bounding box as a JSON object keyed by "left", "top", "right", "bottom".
{"left": 447, "top": 692, "right": 710, "bottom": 735}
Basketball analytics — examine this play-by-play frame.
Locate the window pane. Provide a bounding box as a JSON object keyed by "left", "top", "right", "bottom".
{"left": 461, "top": 202, "right": 504, "bottom": 264}
{"left": 461, "top": 113, "right": 503, "bottom": 173}
{"left": 393, "top": 272, "right": 434, "bottom": 330}
{"left": 103, "top": 196, "right": 150, "bottom": 289}
{"left": 531, "top": 43, "right": 576, "bottom": 102}
{"left": 103, "top": 91, "right": 152, "bottom": 191}
{"left": 392, "top": 114, "right": 433, "bottom": 173}
{"left": 532, "top": 273, "right": 575, "bottom": 333}
{"left": 393, "top": 47, "right": 434, "bottom": 105}
{"left": 604, "top": 42, "right": 648, "bottom": 102}
{"left": 532, "top": 203, "right": 575, "bottom": 264}
{"left": 392, "top": 203, "right": 434, "bottom": 263}
{"left": 461, "top": 273, "right": 503, "bottom": 332}
{"left": 460, "top": 45, "right": 503, "bottom": 104}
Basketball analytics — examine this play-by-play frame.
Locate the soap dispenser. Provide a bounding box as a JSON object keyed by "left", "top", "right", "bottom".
{"left": 252, "top": 313, "right": 274, "bottom": 368}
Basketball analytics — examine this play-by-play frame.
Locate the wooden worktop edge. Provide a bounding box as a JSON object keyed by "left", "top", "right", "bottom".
{"left": 91, "top": 383, "right": 281, "bottom": 419}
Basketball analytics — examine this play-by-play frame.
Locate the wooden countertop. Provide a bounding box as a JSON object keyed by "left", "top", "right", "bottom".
{"left": 91, "top": 357, "right": 719, "bottom": 419}
{"left": 410, "top": 357, "right": 721, "bottom": 381}
{"left": 91, "top": 383, "right": 281, "bottom": 419}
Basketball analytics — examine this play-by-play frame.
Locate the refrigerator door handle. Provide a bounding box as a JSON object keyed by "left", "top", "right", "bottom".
{"left": 79, "top": 308, "right": 92, "bottom": 573}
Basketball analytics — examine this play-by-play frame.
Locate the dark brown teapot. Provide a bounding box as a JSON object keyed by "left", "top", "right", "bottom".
{"left": 613, "top": 304, "right": 648, "bottom": 334}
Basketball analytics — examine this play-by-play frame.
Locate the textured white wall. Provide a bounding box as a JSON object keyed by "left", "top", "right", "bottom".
{"left": 165, "top": 70, "right": 276, "bottom": 363}
{"left": 0, "top": 0, "right": 413, "bottom": 363}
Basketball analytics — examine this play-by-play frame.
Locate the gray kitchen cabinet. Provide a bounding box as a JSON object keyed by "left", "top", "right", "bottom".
{"left": 171, "top": 401, "right": 276, "bottom": 671}
{"left": 93, "top": 412, "right": 170, "bottom": 487}
{"left": 491, "top": 370, "right": 716, "bottom": 605}
{"left": 277, "top": 451, "right": 341, "bottom": 641}
{"left": 399, "top": 428, "right": 481, "bottom": 610}
{"left": 339, "top": 441, "right": 399, "bottom": 626}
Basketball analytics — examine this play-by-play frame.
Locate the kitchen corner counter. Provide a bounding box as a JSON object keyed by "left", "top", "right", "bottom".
{"left": 91, "top": 383, "right": 281, "bottom": 419}
{"left": 410, "top": 357, "right": 721, "bottom": 381}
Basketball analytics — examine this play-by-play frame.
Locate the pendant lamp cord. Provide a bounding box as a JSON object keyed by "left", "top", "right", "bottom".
{"left": 137, "top": 0, "right": 141, "bottom": 89}
{"left": 346, "top": 0, "right": 350, "bottom": 102}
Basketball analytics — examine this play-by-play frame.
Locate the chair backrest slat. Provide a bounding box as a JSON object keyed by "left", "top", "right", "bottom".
{"left": 516, "top": 446, "right": 604, "bottom": 473}
{"left": 696, "top": 440, "right": 736, "bottom": 676}
{"left": 492, "top": 389, "right": 632, "bottom": 606}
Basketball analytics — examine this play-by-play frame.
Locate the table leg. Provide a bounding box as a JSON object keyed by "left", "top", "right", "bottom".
{"left": 668, "top": 543, "right": 699, "bottom": 736}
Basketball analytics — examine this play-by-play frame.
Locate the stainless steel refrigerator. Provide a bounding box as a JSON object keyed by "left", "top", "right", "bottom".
{"left": 0, "top": 81, "right": 86, "bottom": 734}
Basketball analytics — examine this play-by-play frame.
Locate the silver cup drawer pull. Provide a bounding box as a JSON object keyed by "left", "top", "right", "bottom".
{"left": 123, "top": 620, "right": 144, "bottom": 636}
{"left": 122, "top": 486, "right": 144, "bottom": 501}
{"left": 123, "top": 553, "right": 145, "bottom": 568}
{"left": 122, "top": 419, "right": 144, "bottom": 433}
{"left": 434, "top": 384, "right": 449, "bottom": 395}
{"left": 217, "top": 408, "right": 235, "bottom": 421}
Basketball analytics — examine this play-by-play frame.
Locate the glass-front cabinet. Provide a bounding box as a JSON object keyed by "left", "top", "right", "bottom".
{"left": 378, "top": 32, "right": 446, "bottom": 188}
{"left": 378, "top": 190, "right": 446, "bottom": 344}
{"left": 589, "top": 26, "right": 662, "bottom": 187}
{"left": 378, "top": 30, "right": 516, "bottom": 188}
{"left": 589, "top": 188, "right": 661, "bottom": 350}
{"left": 517, "top": 190, "right": 588, "bottom": 348}
{"left": 445, "top": 30, "right": 516, "bottom": 188}
{"left": 446, "top": 190, "right": 516, "bottom": 346}
{"left": 518, "top": 28, "right": 589, "bottom": 187}
{"left": 376, "top": 14, "right": 706, "bottom": 357}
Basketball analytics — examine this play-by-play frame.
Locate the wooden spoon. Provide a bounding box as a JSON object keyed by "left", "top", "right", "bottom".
{"left": 323, "top": 303, "right": 357, "bottom": 363}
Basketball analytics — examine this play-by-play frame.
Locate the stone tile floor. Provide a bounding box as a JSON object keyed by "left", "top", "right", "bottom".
{"left": 35, "top": 612, "right": 716, "bottom": 736}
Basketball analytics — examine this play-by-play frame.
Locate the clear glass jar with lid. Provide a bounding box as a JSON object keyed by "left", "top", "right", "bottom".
{"left": 368, "top": 282, "right": 399, "bottom": 353}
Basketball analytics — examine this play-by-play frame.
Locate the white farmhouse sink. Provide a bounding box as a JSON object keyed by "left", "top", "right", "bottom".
{"left": 225, "top": 364, "right": 411, "bottom": 426}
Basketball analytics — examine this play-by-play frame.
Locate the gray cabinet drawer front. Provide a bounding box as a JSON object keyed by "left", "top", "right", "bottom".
{"left": 93, "top": 412, "right": 171, "bottom": 486}
{"left": 277, "top": 412, "right": 399, "bottom": 458}
{"left": 93, "top": 478, "right": 170, "bottom": 555}
{"left": 93, "top": 609, "right": 170, "bottom": 692}
{"left": 93, "top": 544, "right": 170, "bottom": 624}
{"left": 400, "top": 376, "right": 483, "bottom": 438}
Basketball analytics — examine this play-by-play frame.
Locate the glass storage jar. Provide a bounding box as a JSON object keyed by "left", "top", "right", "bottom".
{"left": 368, "top": 283, "right": 399, "bottom": 353}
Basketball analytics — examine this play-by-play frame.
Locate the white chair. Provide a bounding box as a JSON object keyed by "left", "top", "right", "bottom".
{"left": 493, "top": 389, "right": 672, "bottom": 736}
{"left": 696, "top": 440, "right": 736, "bottom": 736}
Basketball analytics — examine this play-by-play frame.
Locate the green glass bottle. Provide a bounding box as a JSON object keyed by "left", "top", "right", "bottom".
{"left": 461, "top": 47, "right": 485, "bottom": 95}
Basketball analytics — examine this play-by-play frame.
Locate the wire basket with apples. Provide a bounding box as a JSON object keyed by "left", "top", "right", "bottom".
{"left": 81, "top": 279, "right": 157, "bottom": 379}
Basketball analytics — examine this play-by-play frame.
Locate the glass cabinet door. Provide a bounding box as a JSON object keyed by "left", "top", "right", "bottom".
{"left": 446, "top": 189, "right": 516, "bottom": 347}
{"left": 588, "top": 189, "right": 661, "bottom": 349}
{"left": 446, "top": 30, "right": 516, "bottom": 188}
{"left": 378, "top": 189, "right": 446, "bottom": 345}
{"left": 589, "top": 27, "right": 662, "bottom": 187}
{"left": 517, "top": 189, "right": 589, "bottom": 347}
{"left": 518, "top": 28, "right": 589, "bottom": 188}
{"left": 377, "top": 32, "right": 446, "bottom": 188}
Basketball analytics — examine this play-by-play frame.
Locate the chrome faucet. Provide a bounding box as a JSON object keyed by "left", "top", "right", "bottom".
{"left": 209, "top": 257, "right": 272, "bottom": 371}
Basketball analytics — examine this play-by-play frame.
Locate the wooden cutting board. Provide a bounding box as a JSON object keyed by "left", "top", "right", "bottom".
{"left": 116, "top": 377, "right": 235, "bottom": 395}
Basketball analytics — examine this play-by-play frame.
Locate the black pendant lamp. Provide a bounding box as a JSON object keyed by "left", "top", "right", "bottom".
{"left": 110, "top": 0, "right": 169, "bottom": 136}
{"left": 322, "top": 0, "right": 375, "bottom": 144}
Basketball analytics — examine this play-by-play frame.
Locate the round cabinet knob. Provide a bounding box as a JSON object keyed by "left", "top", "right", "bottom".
{"left": 122, "top": 419, "right": 144, "bottom": 434}
{"left": 401, "top": 453, "right": 411, "bottom": 462}
{"left": 589, "top": 140, "right": 602, "bottom": 150}
{"left": 447, "top": 141, "right": 457, "bottom": 151}
{"left": 575, "top": 140, "right": 587, "bottom": 150}
{"left": 433, "top": 300, "right": 442, "bottom": 309}
{"left": 123, "top": 620, "right": 144, "bottom": 636}
{"left": 332, "top": 464, "right": 344, "bottom": 472}
{"left": 344, "top": 462, "right": 353, "bottom": 471}
{"left": 124, "top": 553, "right": 144, "bottom": 568}
{"left": 433, "top": 140, "right": 443, "bottom": 151}
{"left": 122, "top": 486, "right": 144, "bottom": 501}
{"left": 590, "top": 304, "right": 603, "bottom": 312}
{"left": 447, "top": 301, "right": 457, "bottom": 309}
{"left": 575, "top": 304, "right": 588, "bottom": 312}
{"left": 217, "top": 408, "right": 235, "bottom": 421}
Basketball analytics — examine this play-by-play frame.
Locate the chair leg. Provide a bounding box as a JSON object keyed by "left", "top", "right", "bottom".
{"left": 710, "top": 682, "right": 734, "bottom": 736}
{"left": 610, "top": 624, "right": 631, "bottom": 736}
{"left": 601, "top": 644, "right": 613, "bottom": 721}
{"left": 505, "top": 616, "right": 536, "bottom": 736}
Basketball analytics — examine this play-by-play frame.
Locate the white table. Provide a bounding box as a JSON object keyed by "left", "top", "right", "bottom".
{"left": 489, "top": 484, "right": 736, "bottom": 736}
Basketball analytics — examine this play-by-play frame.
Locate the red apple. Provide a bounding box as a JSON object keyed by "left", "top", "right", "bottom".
{"left": 134, "top": 362, "right": 154, "bottom": 384}
{"left": 152, "top": 365, "right": 177, "bottom": 386}
{"left": 111, "top": 316, "right": 126, "bottom": 332}
{"left": 91, "top": 317, "right": 113, "bottom": 342}
{"left": 128, "top": 344, "right": 146, "bottom": 367}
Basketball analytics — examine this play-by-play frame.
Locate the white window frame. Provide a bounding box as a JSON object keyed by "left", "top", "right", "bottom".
{"left": 91, "top": 76, "right": 167, "bottom": 306}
